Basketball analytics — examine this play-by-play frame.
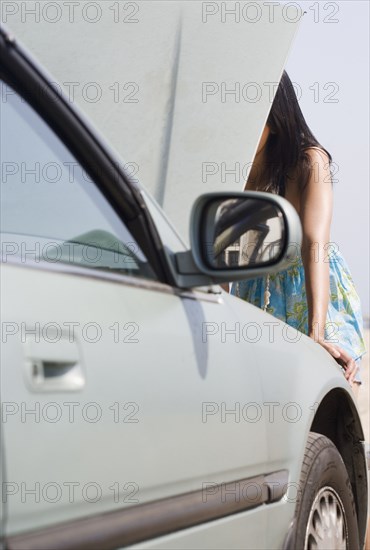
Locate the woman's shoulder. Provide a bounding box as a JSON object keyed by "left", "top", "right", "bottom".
{"left": 301, "top": 145, "right": 330, "bottom": 162}
{"left": 287, "top": 145, "right": 329, "bottom": 181}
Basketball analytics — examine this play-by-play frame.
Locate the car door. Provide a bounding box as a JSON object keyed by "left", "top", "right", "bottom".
{"left": 1, "top": 60, "right": 270, "bottom": 549}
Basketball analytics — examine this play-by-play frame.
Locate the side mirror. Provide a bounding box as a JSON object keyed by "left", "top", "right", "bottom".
{"left": 189, "top": 191, "right": 302, "bottom": 282}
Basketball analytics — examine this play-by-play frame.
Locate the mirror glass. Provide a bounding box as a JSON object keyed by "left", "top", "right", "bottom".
{"left": 203, "top": 197, "right": 286, "bottom": 270}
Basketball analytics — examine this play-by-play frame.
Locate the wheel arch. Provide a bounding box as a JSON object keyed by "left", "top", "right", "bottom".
{"left": 310, "top": 388, "right": 368, "bottom": 549}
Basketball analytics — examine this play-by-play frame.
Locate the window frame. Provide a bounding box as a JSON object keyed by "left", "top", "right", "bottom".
{"left": 0, "top": 27, "right": 174, "bottom": 285}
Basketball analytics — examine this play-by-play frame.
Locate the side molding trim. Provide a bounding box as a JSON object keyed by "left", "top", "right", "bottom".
{"left": 6, "top": 470, "right": 288, "bottom": 549}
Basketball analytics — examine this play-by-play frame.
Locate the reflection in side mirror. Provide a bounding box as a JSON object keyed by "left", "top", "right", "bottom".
{"left": 203, "top": 197, "right": 286, "bottom": 270}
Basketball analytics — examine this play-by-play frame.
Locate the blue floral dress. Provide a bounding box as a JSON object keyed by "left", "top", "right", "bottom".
{"left": 231, "top": 247, "right": 366, "bottom": 377}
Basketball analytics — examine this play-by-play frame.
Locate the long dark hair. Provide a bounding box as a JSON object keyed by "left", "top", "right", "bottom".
{"left": 256, "top": 70, "right": 332, "bottom": 196}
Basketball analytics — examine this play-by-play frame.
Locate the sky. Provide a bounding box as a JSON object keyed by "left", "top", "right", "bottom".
{"left": 283, "top": 0, "right": 369, "bottom": 317}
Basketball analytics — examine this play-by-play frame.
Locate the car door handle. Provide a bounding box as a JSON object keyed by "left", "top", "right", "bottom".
{"left": 23, "top": 332, "right": 85, "bottom": 392}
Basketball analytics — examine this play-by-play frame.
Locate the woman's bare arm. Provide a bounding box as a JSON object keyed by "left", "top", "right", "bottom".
{"left": 299, "top": 148, "right": 357, "bottom": 383}
{"left": 299, "top": 148, "right": 332, "bottom": 339}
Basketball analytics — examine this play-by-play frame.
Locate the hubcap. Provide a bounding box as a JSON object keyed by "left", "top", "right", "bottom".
{"left": 304, "top": 486, "right": 348, "bottom": 549}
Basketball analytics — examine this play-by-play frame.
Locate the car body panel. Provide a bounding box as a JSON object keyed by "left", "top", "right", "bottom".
{"left": 1, "top": 258, "right": 364, "bottom": 546}
{"left": 1, "top": 262, "right": 269, "bottom": 538}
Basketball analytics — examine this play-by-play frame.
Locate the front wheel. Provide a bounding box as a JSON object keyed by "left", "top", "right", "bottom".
{"left": 288, "top": 432, "right": 359, "bottom": 549}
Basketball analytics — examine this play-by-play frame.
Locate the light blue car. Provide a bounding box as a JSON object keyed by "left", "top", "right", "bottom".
{"left": 0, "top": 25, "right": 368, "bottom": 550}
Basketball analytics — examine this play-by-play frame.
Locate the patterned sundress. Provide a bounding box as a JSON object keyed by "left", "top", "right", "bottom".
{"left": 231, "top": 247, "right": 367, "bottom": 379}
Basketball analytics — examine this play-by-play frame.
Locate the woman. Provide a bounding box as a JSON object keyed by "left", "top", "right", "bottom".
{"left": 230, "top": 71, "right": 366, "bottom": 394}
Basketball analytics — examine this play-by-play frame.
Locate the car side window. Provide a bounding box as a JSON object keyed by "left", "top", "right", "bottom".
{"left": 0, "top": 82, "right": 157, "bottom": 281}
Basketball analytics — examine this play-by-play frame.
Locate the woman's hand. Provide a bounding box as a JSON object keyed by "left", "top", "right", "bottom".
{"left": 316, "top": 338, "right": 358, "bottom": 385}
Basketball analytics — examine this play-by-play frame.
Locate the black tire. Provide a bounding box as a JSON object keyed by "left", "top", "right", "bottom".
{"left": 288, "top": 431, "right": 359, "bottom": 550}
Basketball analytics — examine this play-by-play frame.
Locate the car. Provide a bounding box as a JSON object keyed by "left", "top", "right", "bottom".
{"left": 0, "top": 24, "right": 368, "bottom": 550}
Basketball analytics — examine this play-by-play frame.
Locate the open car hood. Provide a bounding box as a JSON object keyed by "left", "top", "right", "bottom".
{"left": 5, "top": 1, "right": 303, "bottom": 239}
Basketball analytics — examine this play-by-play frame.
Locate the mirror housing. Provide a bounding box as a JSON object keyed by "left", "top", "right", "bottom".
{"left": 174, "top": 191, "right": 302, "bottom": 288}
